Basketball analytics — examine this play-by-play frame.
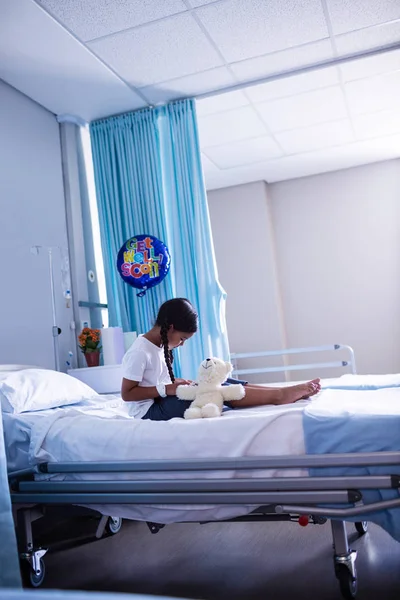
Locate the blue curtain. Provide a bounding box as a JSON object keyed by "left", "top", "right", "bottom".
{"left": 90, "top": 99, "right": 229, "bottom": 379}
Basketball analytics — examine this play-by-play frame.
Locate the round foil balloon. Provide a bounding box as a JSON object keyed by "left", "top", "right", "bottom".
{"left": 117, "top": 234, "right": 171, "bottom": 296}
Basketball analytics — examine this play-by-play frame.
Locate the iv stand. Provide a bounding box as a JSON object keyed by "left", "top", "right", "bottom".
{"left": 48, "top": 248, "right": 61, "bottom": 372}
{"left": 31, "top": 246, "right": 62, "bottom": 371}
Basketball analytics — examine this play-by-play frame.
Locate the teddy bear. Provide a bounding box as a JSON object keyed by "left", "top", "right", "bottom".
{"left": 176, "top": 357, "right": 245, "bottom": 419}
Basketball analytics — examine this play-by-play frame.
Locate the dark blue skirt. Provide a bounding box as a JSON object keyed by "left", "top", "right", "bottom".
{"left": 142, "top": 378, "right": 248, "bottom": 421}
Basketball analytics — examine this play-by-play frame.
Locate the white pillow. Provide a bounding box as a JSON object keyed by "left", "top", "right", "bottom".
{"left": 0, "top": 364, "right": 40, "bottom": 381}
{"left": 0, "top": 369, "right": 97, "bottom": 414}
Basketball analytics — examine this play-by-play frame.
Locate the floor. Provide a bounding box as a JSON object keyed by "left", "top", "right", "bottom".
{"left": 33, "top": 513, "right": 400, "bottom": 600}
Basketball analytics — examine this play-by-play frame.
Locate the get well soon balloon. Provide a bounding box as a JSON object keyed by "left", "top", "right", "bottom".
{"left": 117, "top": 234, "right": 171, "bottom": 296}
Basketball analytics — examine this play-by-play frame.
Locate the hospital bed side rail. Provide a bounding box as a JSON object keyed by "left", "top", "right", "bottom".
{"left": 230, "top": 344, "right": 356, "bottom": 377}
{"left": 9, "top": 451, "right": 400, "bottom": 518}
{"left": 9, "top": 450, "right": 400, "bottom": 477}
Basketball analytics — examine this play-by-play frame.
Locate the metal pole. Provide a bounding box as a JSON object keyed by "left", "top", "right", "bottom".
{"left": 196, "top": 42, "right": 400, "bottom": 101}
{"left": 48, "top": 248, "right": 60, "bottom": 371}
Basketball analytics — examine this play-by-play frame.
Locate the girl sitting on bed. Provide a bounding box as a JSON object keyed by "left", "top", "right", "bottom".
{"left": 121, "top": 298, "right": 321, "bottom": 421}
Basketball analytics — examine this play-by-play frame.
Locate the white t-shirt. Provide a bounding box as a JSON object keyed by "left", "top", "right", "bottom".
{"left": 122, "top": 334, "right": 171, "bottom": 418}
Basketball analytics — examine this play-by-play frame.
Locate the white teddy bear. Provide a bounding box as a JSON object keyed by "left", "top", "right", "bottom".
{"left": 176, "top": 357, "right": 245, "bottom": 419}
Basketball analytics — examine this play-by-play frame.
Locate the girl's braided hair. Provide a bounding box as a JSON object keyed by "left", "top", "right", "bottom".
{"left": 156, "top": 298, "right": 198, "bottom": 383}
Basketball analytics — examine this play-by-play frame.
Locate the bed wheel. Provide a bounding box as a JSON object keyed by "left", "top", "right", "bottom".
{"left": 106, "top": 516, "right": 122, "bottom": 535}
{"left": 147, "top": 522, "right": 165, "bottom": 534}
{"left": 336, "top": 564, "right": 357, "bottom": 599}
{"left": 355, "top": 521, "right": 368, "bottom": 535}
{"left": 21, "top": 557, "right": 46, "bottom": 588}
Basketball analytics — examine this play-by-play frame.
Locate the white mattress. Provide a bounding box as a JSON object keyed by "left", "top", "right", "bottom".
{"left": 3, "top": 394, "right": 309, "bottom": 524}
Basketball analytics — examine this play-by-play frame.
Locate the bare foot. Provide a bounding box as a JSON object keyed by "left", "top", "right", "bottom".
{"left": 278, "top": 379, "right": 321, "bottom": 405}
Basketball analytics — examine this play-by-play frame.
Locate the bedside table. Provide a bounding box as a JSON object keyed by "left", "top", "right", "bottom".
{"left": 68, "top": 364, "right": 123, "bottom": 394}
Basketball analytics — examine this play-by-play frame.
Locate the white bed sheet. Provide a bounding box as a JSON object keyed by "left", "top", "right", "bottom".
{"left": 3, "top": 395, "right": 130, "bottom": 473}
{"left": 3, "top": 394, "right": 309, "bottom": 524}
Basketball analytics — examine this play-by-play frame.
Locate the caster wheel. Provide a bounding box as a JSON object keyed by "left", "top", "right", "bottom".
{"left": 336, "top": 564, "right": 357, "bottom": 600}
{"left": 21, "top": 558, "right": 46, "bottom": 588}
{"left": 355, "top": 521, "right": 368, "bottom": 535}
{"left": 107, "top": 516, "right": 122, "bottom": 535}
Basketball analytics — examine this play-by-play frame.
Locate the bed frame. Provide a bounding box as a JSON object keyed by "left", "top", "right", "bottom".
{"left": 9, "top": 452, "right": 400, "bottom": 599}
{"left": 6, "top": 344, "right": 399, "bottom": 599}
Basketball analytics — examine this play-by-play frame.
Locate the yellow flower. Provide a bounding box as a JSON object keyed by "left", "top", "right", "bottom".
{"left": 78, "top": 327, "right": 102, "bottom": 353}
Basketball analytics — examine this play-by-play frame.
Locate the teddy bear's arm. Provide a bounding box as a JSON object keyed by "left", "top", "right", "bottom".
{"left": 221, "top": 384, "right": 245, "bottom": 402}
{"left": 176, "top": 384, "right": 198, "bottom": 401}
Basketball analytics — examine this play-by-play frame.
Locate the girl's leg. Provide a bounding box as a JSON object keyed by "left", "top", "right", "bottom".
{"left": 142, "top": 396, "right": 192, "bottom": 421}
{"left": 142, "top": 381, "right": 322, "bottom": 418}
{"left": 227, "top": 379, "right": 321, "bottom": 408}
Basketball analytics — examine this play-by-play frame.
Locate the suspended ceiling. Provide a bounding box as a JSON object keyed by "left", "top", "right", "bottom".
{"left": 0, "top": 0, "right": 399, "bottom": 188}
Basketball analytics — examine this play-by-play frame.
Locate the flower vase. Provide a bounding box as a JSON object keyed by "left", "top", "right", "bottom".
{"left": 85, "top": 351, "right": 100, "bottom": 368}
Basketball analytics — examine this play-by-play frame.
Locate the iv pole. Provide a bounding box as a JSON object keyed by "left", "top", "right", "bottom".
{"left": 48, "top": 247, "right": 61, "bottom": 372}
{"left": 31, "top": 245, "right": 68, "bottom": 371}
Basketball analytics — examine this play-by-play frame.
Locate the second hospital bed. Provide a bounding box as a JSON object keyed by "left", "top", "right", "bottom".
{"left": 3, "top": 345, "right": 400, "bottom": 599}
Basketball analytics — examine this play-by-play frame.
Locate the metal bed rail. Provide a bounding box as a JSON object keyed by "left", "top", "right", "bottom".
{"left": 9, "top": 451, "right": 400, "bottom": 517}
{"left": 230, "top": 344, "right": 357, "bottom": 377}
{"left": 9, "top": 450, "right": 399, "bottom": 477}
{"left": 10, "top": 491, "right": 361, "bottom": 506}
{"left": 15, "top": 475, "right": 400, "bottom": 493}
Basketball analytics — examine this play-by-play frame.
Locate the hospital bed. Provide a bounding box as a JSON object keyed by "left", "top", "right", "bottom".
{"left": 3, "top": 346, "right": 400, "bottom": 600}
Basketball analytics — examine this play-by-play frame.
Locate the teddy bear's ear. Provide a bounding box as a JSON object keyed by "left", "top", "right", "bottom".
{"left": 225, "top": 361, "right": 232, "bottom": 372}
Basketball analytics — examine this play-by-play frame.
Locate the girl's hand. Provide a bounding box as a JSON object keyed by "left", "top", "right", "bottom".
{"left": 166, "top": 379, "right": 192, "bottom": 395}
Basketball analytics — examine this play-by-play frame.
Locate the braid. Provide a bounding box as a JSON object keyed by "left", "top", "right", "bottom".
{"left": 160, "top": 322, "right": 175, "bottom": 383}
{"left": 155, "top": 299, "right": 198, "bottom": 385}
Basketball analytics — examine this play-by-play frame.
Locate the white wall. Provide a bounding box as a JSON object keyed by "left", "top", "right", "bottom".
{"left": 208, "top": 160, "right": 400, "bottom": 378}
{"left": 269, "top": 160, "right": 400, "bottom": 376}
{"left": 207, "top": 181, "right": 286, "bottom": 382}
{"left": 0, "top": 81, "right": 73, "bottom": 369}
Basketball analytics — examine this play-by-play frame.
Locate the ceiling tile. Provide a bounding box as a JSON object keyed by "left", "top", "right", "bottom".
{"left": 200, "top": 153, "right": 221, "bottom": 189}
{"left": 340, "top": 49, "right": 400, "bottom": 81}
{"left": 275, "top": 119, "right": 354, "bottom": 154}
{"left": 36, "top": 0, "right": 187, "bottom": 42}
{"left": 326, "top": 0, "right": 400, "bottom": 35}
{"left": 140, "top": 67, "right": 235, "bottom": 104}
{"left": 245, "top": 66, "right": 339, "bottom": 103}
{"left": 1, "top": 0, "right": 147, "bottom": 121}
{"left": 204, "top": 135, "right": 400, "bottom": 189}
{"left": 203, "top": 161, "right": 270, "bottom": 190}
{"left": 335, "top": 20, "right": 400, "bottom": 56}
{"left": 196, "top": 0, "right": 329, "bottom": 63}
{"left": 256, "top": 86, "right": 348, "bottom": 133}
{"left": 230, "top": 40, "right": 333, "bottom": 83}
{"left": 203, "top": 136, "right": 283, "bottom": 169}
{"left": 201, "top": 153, "right": 219, "bottom": 172}
{"left": 196, "top": 89, "right": 249, "bottom": 116}
{"left": 88, "top": 13, "right": 224, "bottom": 88}
{"left": 263, "top": 134, "right": 400, "bottom": 182}
{"left": 353, "top": 109, "right": 400, "bottom": 139}
{"left": 187, "top": 0, "right": 217, "bottom": 6}
{"left": 197, "top": 106, "right": 268, "bottom": 147}
{"left": 345, "top": 70, "right": 400, "bottom": 114}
